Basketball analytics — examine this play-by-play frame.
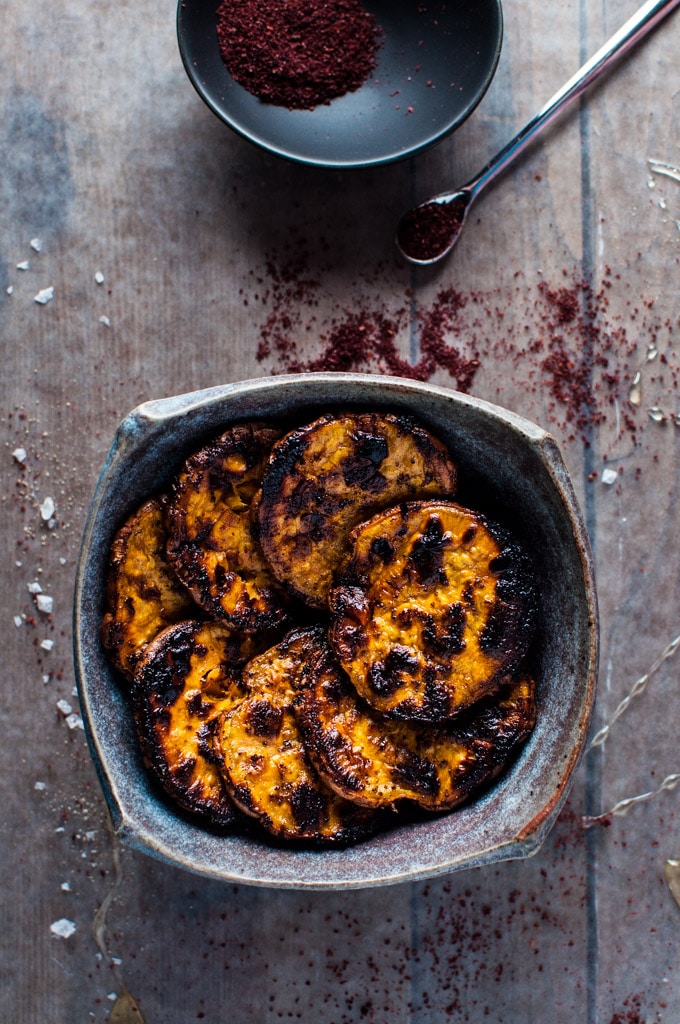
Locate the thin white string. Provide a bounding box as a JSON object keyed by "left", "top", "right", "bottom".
{"left": 581, "top": 773, "right": 680, "bottom": 829}
{"left": 588, "top": 633, "right": 680, "bottom": 749}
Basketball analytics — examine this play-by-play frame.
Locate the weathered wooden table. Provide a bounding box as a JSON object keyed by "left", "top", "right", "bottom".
{"left": 3, "top": 1, "right": 679, "bottom": 1021}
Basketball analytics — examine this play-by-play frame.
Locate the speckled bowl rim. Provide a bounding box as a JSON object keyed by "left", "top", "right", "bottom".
{"left": 74, "top": 373, "right": 598, "bottom": 889}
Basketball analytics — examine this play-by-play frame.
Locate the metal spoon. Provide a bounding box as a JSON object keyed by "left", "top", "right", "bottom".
{"left": 396, "top": 0, "right": 680, "bottom": 266}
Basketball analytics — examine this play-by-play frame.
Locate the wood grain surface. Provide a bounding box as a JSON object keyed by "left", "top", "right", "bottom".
{"left": 2, "top": 0, "right": 679, "bottom": 1021}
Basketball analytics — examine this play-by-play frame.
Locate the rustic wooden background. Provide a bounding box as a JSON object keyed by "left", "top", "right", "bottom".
{"left": 2, "top": 0, "right": 679, "bottom": 1021}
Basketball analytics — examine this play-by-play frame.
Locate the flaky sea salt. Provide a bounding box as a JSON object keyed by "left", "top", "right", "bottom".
{"left": 50, "top": 918, "right": 76, "bottom": 939}
{"left": 36, "top": 593, "right": 54, "bottom": 614}
{"left": 28, "top": 581, "right": 43, "bottom": 594}
{"left": 40, "top": 638, "right": 54, "bottom": 651}
{"left": 34, "top": 286, "right": 54, "bottom": 305}
{"left": 66, "top": 713, "right": 84, "bottom": 731}
{"left": 57, "top": 698, "right": 73, "bottom": 716}
{"left": 13, "top": 615, "right": 22, "bottom": 628}
{"left": 61, "top": 881, "right": 72, "bottom": 892}
{"left": 601, "top": 468, "right": 618, "bottom": 486}
{"left": 40, "top": 496, "right": 55, "bottom": 521}
{"left": 16, "top": 260, "right": 29, "bottom": 271}
{"left": 12, "top": 447, "right": 27, "bottom": 465}
{"left": 99, "top": 315, "right": 111, "bottom": 327}
{"left": 34, "top": 781, "right": 46, "bottom": 790}
{"left": 95, "top": 270, "right": 105, "bottom": 285}
{"left": 30, "top": 237, "right": 43, "bottom": 252}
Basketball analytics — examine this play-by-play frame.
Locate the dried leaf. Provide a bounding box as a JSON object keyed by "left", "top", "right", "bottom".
{"left": 664, "top": 860, "right": 680, "bottom": 910}
{"left": 109, "top": 989, "right": 146, "bottom": 1024}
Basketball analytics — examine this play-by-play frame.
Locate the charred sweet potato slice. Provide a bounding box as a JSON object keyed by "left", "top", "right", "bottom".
{"left": 329, "top": 501, "right": 536, "bottom": 723}
{"left": 101, "top": 497, "right": 196, "bottom": 683}
{"left": 166, "top": 422, "right": 288, "bottom": 633}
{"left": 295, "top": 644, "right": 536, "bottom": 811}
{"left": 255, "top": 412, "right": 457, "bottom": 609}
{"left": 133, "top": 619, "right": 259, "bottom": 827}
{"left": 213, "top": 627, "right": 375, "bottom": 844}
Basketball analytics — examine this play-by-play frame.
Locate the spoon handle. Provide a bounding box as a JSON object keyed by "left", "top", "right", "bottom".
{"left": 466, "top": 0, "right": 680, "bottom": 199}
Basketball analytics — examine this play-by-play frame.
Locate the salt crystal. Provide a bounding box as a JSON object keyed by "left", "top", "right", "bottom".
{"left": 107, "top": 993, "right": 117, "bottom": 1002}
{"left": 40, "top": 638, "right": 54, "bottom": 651}
{"left": 99, "top": 315, "right": 111, "bottom": 327}
{"left": 50, "top": 918, "right": 76, "bottom": 939}
{"left": 59, "top": 557, "right": 66, "bottom": 565}
{"left": 34, "top": 781, "right": 47, "bottom": 790}
{"left": 28, "top": 581, "right": 43, "bottom": 594}
{"left": 66, "top": 713, "right": 84, "bottom": 731}
{"left": 85, "top": 830, "right": 97, "bottom": 841}
{"left": 649, "top": 407, "right": 665, "bottom": 423}
{"left": 601, "top": 468, "right": 618, "bottom": 486}
{"left": 36, "top": 593, "right": 54, "bottom": 614}
{"left": 12, "top": 447, "right": 27, "bottom": 464}
{"left": 16, "top": 260, "right": 29, "bottom": 271}
{"left": 34, "top": 286, "right": 54, "bottom": 305}
{"left": 646, "top": 343, "right": 658, "bottom": 362}
{"left": 13, "top": 615, "right": 22, "bottom": 628}
{"left": 6, "top": 285, "right": 13, "bottom": 295}
{"left": 42, "top": 674, "right": 50, "bottom": 684}
{"left": 628, "top": 372, "right": 642, "bottom": 407}
{"left": 30, "top": 237, "right": 43, "bottom": 252}
{"left": 40, "top": 496, "right": 55, "bottom": 521}
{"left": 61, "top": 881, "right": 71, "bottom": 891}
{"left": 95, "top": 270, "right": 105, "bottom": 285}
{"left": 57, "top": 698, "right": 73, "bottom": 716}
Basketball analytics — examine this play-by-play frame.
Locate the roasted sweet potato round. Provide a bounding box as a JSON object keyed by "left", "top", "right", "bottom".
{"left": 213, "top": 627, "right": 376, "bottom": 844}
{"left": 166, "top": 422, "right": 288, "bottom": 633}
{"left": 101, "top": 497, "right": 196, "bottom": 683}
{"left": 329, "top": 500, "right": 536, "bottom": 722}
{"left": 295, "top": 643, "right": 536, "bottom": 811}
{"left": 133, "top": 619, "right": 258, "bottom": 827}
{"left": 255, "top": 412, "right": 458, "bottom": 609}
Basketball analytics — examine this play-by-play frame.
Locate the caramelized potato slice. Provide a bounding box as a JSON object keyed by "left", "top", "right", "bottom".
{"left": 101, "top": 497, "right": 196, "bottom": 683}
{"left": 133, "top": 619, "right": 259, "bottom": 827}
{"left": 295, "top": 644, "right": 536, "bottom": 811}
{"left": 213, "top": 627, "right": 375, "bottom": 844}
{"left": 329, "top": 501, "right": 536, "bottom": 723}
{"left": 166, "top": 422, "right": 288, "bottom": 633}
{"left": 255, "top": 412, "right": 457, "bottom": 609}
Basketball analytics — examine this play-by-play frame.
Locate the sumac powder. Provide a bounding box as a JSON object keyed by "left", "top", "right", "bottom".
{"left": 397, "top": 199, "right": 467, "bottom": 263}
{"left": 216, "top": 0, "right": 382, "bottom": 110}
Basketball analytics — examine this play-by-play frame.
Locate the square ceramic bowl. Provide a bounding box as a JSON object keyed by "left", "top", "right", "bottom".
{"left": 74, "top": 373, "right": 598, "bottom": 889}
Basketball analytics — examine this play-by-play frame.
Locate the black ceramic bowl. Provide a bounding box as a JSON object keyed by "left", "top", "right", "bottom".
{"left": 74, "top": 374, "right": 598, "bottom": 890}
{"left": 177, "top": 0, "right": 504, "bottom": 168}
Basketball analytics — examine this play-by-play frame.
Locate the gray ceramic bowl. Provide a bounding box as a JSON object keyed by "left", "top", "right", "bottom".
{"left": 74, "top": 373, "right": 598, "bottom": 890}
{"left": 177, "top": 0, "right": 503, "bottom": 168}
